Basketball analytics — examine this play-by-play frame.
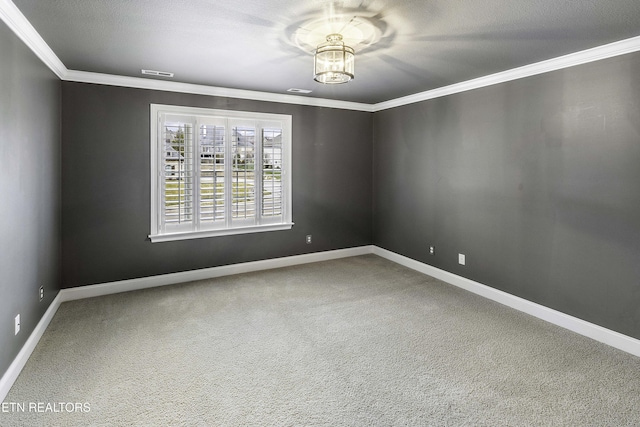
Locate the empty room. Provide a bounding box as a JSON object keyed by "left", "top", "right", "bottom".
{"left": 2, "top": 0, "right": 640, "bottom": 425}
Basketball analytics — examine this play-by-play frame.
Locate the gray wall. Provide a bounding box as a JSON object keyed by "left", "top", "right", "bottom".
{"left": 0, "top": 23, "right": 61, "bottom": 377}
{"left": 373, "top": 52, "right": 640, "bottom": 339}
{"left": 61, "top": 82, "right": 373, "bottom": 288}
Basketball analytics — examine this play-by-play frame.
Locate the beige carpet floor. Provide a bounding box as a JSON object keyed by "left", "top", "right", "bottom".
{"left": 2, "top": 254, "right": 640, "bottom": 426}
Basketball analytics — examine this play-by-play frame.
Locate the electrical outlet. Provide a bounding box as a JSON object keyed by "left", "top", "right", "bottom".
{"left": 306, "top": 235, "right": 312, "bottom": 244}
{"left": 429, "top": 246, "right": 435, "bottom": 255}
{"left": 15, "top": 314, "right": 20, "bottom": 335}
{"left": 39, "top": 286, "right": 44, "bottom": 301}
{"left": 458, "top": 253, "right": 466, "bottom": 265}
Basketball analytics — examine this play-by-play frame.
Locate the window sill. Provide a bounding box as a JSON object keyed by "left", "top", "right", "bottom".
{"left": 149, "top": 222, "right": 294, "bottom": 243}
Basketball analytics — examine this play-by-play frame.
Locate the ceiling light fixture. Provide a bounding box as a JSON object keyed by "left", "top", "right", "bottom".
{"left": 313, "top": 34, "right": 355, "bottom": 84}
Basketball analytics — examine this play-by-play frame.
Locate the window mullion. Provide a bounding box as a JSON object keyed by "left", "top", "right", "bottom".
{"left": 224, "top": 120, "right": 232, "bottom": 229}
{"left": 193, "top": 118, "right": 201, "bottom": 231}
{"left": 255, "top": 126, "right": 263, "bottom": 226}
{"left": 157, "top": 112, "right": 165, "bottom": 235}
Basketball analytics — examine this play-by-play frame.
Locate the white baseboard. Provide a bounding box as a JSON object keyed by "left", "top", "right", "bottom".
{"left": 372, "top": 246, "right": 640, "bottom": 358}
{"left": 3, "top": 244, "right": 639, "bottom": 403}
{"left": 0, "top": 292, "right": 63, "bottom": 403}
{"left": 60, "top": 246, "right": 375, "bottom": 302}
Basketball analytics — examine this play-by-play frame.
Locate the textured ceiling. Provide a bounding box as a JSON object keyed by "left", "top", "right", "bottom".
{"left": 12, "top": 0, "right": 640, "bottom": 104}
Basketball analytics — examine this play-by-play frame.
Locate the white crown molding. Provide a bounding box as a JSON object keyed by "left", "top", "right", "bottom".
{"left": 3, "top": 0, "right": 640, "bottom": 112}
{"left": 63, "top": 70, "right": 375, "bottom": 112}
{"left": 0, "top": 0, "right": 66, "bottom": 78}
{"left": 52, "top": 34, "right": 640, "bottom": 113}
{"left": 0, "top": 0, "right": 372, "bottom": 112}
{"left": 373, "top": 35, "right": 640, "bottom": 111}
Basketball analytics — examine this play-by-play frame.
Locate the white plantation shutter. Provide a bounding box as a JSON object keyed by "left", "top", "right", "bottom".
{"left": 262, "top": 128, "right": 283, "bottom": 219}
{"left": 161, "top": 119, "right": 194, "bottom": 232}
{"left": 150, "top": 105, "right": 292, "bottom": 242}
{"left": 231, "top": 126, "right": 256, "bottom": 223}
{"left": 199, "top": 123, "right": 226, "bottom": 225}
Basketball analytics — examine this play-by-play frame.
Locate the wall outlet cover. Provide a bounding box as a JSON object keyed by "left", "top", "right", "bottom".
{"left": 458, "top": 253, "right": 466, "bottom": 265}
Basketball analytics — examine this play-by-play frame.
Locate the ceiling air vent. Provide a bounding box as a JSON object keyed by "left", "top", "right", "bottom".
{"left": 141, "top": 69, "right": 174, "bottom": 78}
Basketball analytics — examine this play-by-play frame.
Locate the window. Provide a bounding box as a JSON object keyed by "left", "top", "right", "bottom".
{"left": 150, "top": 104, "right": 292, "bottom": 242}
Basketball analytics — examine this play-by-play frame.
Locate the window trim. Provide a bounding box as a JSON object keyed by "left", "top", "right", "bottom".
{"left": 149, "top": 104, "right": 293, "bottom": 243}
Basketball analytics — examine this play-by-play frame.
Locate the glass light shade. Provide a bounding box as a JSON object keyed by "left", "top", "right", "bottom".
{"left": 314, "top": 34, "right": 355, "bottom": 84}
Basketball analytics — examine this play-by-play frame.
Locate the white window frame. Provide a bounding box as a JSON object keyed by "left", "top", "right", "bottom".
{"left": 149, "top": 104, "right": 293, "bottom": 243}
